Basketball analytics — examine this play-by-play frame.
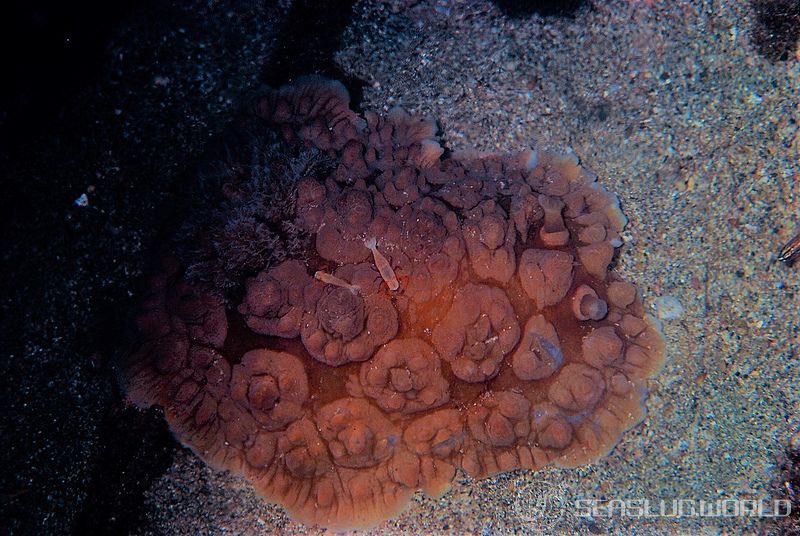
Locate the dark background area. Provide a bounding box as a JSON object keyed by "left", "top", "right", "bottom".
{"left": 0, "top": 0, "right": 141, "bottom": 147}
{"left": 1, "top": 0, "right": 420, "bottom": 530}
{"left": 0, "top": 0, "right": 358, "bottom": 533}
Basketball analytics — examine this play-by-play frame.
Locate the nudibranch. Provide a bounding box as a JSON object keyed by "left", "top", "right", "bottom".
{"left": 123, "top": 76, "right": 666, "bottom": 530}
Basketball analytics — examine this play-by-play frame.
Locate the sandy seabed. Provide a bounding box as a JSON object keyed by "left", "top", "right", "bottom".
{"left": 138, "top": 1, "right": 799, "bottom": 534}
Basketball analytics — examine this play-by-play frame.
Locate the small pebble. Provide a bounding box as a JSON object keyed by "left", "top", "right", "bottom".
{"left": 653, "top": 295, "right": 684, "bottom": 321}
{"left": 73, "top": 193, "right": 89, "bottom": 207}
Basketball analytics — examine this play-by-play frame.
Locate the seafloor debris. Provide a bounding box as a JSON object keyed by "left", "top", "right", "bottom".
{"left": 122, "top": 76, "right": 666, "bottom": 530}
{"left": 750, "top": 0, "right": 800, "bottom": 62}
{"left": 779, "top": 231, "right": 800, "bottom": 264}
{"left": 766, "top": 438, "right": 800, "bottom": 534}
{"left": 652, "top": 294, "right": 685, "bottom": 321}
